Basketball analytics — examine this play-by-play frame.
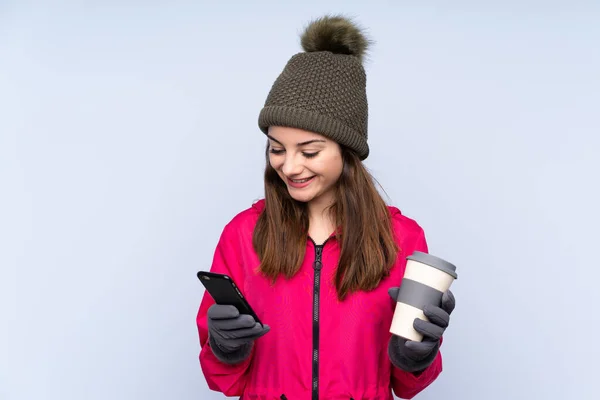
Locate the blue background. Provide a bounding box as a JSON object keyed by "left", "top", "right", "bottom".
{"left": 2, "top": 1, "right": 599, "bottom": 399}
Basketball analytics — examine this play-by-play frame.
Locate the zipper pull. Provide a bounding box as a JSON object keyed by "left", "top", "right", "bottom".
{"left": 314, "top": 245, "right": 323, "bottom": 270}
{"left": 314, "top": 259, "right": 322, "bottom": 270}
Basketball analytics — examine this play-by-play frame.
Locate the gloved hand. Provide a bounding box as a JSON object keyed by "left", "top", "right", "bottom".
{"left": 387, "top": 288, "right": 456, "bottom": 373}
{"left": 207, "top": 304, "right": 270, "bottom": 364}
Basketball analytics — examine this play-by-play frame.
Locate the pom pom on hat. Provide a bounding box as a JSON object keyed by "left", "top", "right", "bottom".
{"left": 300, "top": 15, "right": 371, "bottom": 62}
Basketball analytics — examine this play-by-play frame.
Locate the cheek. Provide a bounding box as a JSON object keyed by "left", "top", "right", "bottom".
{"left": 269, "top": 155, "right": 282, "bottom": 170}
{"left": 313, "top": 157, "right": 342, "bottom": 180}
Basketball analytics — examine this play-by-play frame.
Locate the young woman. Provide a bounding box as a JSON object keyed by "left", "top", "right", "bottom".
{"left": 196, "top": 15, "right": 456, "bottom": 400}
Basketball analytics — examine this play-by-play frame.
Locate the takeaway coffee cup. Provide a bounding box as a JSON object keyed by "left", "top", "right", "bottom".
{"left": 390, "top": 251, "right": 458, "bottom": 341}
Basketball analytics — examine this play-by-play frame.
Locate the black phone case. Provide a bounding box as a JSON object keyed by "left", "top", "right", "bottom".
{"left": 197, "top": 271, "right": 262, "bottom": 326}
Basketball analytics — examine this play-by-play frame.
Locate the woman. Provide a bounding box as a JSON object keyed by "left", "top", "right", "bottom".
{"left": 196, "top": 15, "right": 456, "bottom": 400}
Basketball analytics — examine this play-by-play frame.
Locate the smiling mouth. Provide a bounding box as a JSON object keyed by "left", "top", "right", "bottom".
{"left": 289, "top": 177, "right": 314, "bottom": 183}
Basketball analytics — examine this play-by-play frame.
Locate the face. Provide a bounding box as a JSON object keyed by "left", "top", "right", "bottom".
{"left": 267, "top": 126, "right": 343, "bottom": 206}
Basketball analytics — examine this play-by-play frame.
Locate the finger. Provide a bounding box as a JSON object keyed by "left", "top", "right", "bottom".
{"left": 404, "top": 340, "right": 437, "bottom": 358}
{"left": 224, "top": 324, "right": 270, "bottom": 347}
{"left": 223, "top": 323, "right": 268, "bottom": 342}
{"left": 423, "top": 305, "right": 449, "bottom": 328}
{"left": 414, "top": 318, "right": 444, "bottom": 341}
{"left": 211, "top": 314, "right": 256, "bottom": 331}
{"left": 255, "top": 324, "right": 270, "bottom": 338}
{"left": 388, "top": 287, "right": 400, "bottom": 301}
{"left": 441, "top": 290, "right": 456, "bottom": 314}
{"left": 208, "top": 304, "right": 239, "bottom": 320}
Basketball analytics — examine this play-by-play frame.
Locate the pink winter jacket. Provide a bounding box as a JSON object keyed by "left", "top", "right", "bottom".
{"left": 196, "top": 199, "right": 443, "bottom": 399}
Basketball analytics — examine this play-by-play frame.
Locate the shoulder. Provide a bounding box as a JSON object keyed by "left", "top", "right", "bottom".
{"left": 219, "top": 198, "right": 265, "bottom": 239}
{"left": 386, "top": 205, "right": 427, "bottom": 248}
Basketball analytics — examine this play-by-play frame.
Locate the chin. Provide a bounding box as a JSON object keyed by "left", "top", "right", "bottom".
{"left": 288, "top": 193, "right": 314, "bottom": 203}
{"left": 287, "top": 189, "right": 317, "bottom": 203}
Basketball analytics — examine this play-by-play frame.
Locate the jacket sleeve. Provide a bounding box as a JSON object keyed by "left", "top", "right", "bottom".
{"left": 196, "top": 222, "right": 254, "bottom": 396}
{"left": 391, "top": 227, "right": 444, "bottom": 399}
{"left": 391, "top": 352, "right": 443, "bottom": 399}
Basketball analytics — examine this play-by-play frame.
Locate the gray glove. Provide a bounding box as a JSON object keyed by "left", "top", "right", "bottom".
{"left": 387, "top": 288, "right": 456, "bottom": 373}
{"left": 207, "top": 304, "right": 270, "bottom": 364}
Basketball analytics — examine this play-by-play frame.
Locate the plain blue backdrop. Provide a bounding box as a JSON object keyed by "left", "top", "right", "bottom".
{"left": 2, "top": 1, "right": 599, "bottom": 399}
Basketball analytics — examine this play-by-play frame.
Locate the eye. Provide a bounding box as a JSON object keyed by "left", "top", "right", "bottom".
{"left": 269, "top": 148, "right": 285, "bottom": 155}
{"left": 303, "top": 152, "right": 319, "bottom": 159}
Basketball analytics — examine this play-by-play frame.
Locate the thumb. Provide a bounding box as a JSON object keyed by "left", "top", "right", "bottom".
{"left": 441, "top": 290, "right": 456, "bottom": 314}
{"left": 388, "top": 287, "right": 400, "bottom": 301}
{"left": 256, "top": 324, "right": 270, "bottom": 338}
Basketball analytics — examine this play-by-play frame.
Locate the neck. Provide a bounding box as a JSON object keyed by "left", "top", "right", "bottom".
{"left": 307, "top": 191, "right": 333, "bottom": 218}
{"left": 307, "top": 192, "right": 336, "bottom": 233}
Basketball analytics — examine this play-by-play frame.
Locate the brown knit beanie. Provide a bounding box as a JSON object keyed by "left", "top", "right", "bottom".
{"left": 258, "top": 15, "right": 372, "bottom": 160}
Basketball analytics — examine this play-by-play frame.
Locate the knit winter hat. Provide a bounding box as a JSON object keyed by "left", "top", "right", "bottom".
{"left": 258, "top": 15, "right": 372, "bottom": 160}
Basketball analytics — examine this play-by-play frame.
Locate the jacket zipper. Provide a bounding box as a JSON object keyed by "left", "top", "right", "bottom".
{"left": 312, "top": 243, "right": 324, "bottom": 400}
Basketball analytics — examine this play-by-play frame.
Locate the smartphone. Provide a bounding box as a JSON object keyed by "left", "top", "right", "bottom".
{"left": 197, "top": 271, "right": 262, "bottom": 326}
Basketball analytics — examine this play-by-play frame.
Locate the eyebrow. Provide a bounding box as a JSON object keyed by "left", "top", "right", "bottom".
{"left": 267, "top": 135, "right": 326, "bottom": 146}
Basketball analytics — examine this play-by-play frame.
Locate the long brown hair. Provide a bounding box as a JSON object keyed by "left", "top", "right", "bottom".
{"left": 253, "top": 143, "right": 399, "bottom": 301}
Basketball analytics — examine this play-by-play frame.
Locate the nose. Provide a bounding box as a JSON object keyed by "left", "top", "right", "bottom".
{"left": 281, "top": 153, "right": 303, "bottom": 177}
